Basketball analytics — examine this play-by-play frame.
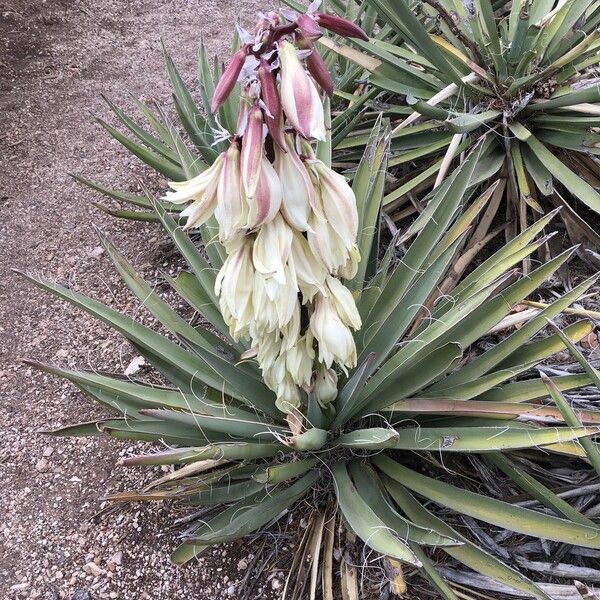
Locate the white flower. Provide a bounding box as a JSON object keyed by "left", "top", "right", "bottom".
{"left": 285, "top": 333, "right": 315, "bottom": 387}
{"left": 214, "top": 141, "right": 247, "bottom": 242}
{"left": 275, "top": 134, "right": 319, "bottom": 232}
{"left": 310, "top": 293, "right": 357, "bottom": 371}
{"left": 325, "top": 276, "right": 361, "bottom": 330}
{"left": 314, "top": 365, "right": 338, "bottom": 405}
{"left": 278, "top": 40, "right": 325, "bottom": 141}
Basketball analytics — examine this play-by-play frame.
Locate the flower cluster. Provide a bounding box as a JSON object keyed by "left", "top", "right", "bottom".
{"left": 163, "top": 3, "right": 367, "bottom": 414}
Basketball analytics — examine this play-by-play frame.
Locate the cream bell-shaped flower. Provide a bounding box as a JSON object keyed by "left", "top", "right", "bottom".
{"left": 162, "top": 154, "right": 224, "bottom": 204}
{"left": 278, "top": 40, "right": 326, "bottom": 141}
{"left": 312, "top": 160, "right": 358, "bottom": 251}
{"left": 314, "top": 365, "right": 338, "bottom": 406}
{"left": 256, "top": 330, "right": 283, "bottom": 374}
{"left": 252, "top": 269, "right": 299, "bottom": 336}
{"left": 252, "top": 214, "right": 293, "bottom": 285}
{"left": 275, "top": 374, "right": 303, "bottom": 413}
{"left": 324, "top": 276, "right": 361, "bottom": 330}
{"left": 337, "top": 243, "right": 360, "bottom": 280}
{"left": 215, "top": 238, "right": 254, "bottom": 341}
{"left": 275, "top": 134, "right": 320, "bottom": 231}
{"left": 285, "top": 333, "right": 315, "bottom": 387}
{"left": 307, "top": 212, "right": 351, "bottom": 275}
{"left": 310, "top": 293, "right": 357, "bottom": 372}
{"left": 246, "top": 156, "right": 283, "bottom": 228}
{"left": 289, "top": 229, "right": 327, "bottom": 302}
{"left": 214, "top": 141, "right": 248, "bottom": 243}
{"left": 280, "top": 299, "right": 301, "bottom": 350}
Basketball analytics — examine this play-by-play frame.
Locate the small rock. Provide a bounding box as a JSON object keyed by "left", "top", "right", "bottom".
{"left": 124, "top": 356, "right": 145, "bottom": 376}
{"left": 237, "top": 558, "right": 248, "bottom": 571}
{"left": 89, "top": 246, "right": 104, "bottom": 258}
{"left": 71, "top": 592, "right": 91, "bottom": 600}
{"left": 43, "top": 446, "right": 54, "bottom": 457}
{"left": 226, "top": 585, "right": 236, "bottom": 596}
{"left": 84, "top": 562, "right": 104, "bottom": 577}
{"left": 10, "top": 583, "right": 29, "bottom": 591}
{"left": 35, "top": 458, "right": 49, "bottom": 473}
{"left": 110, "top": 551, "right": 122, "bottom": 566}
{"left": 271, "top": 578, "right": 282, "bottom": 591}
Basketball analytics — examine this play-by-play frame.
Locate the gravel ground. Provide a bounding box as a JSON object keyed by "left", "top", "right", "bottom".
{"left": 0, "top": 1, "right": 303, "bottom": 599}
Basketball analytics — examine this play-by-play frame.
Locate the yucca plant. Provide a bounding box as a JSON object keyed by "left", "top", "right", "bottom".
{"left": 21, "top": 109, "right": 600, "bottom": 597}
{"left": 302, "top": 0, "right": 600, "bottom": 259}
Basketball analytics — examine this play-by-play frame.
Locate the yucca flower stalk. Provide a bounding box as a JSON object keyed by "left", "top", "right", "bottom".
{"left": 306, "top": 0, "right": 600, "bottom": 264}
{"left": 158, "top": 8, "right": 368, "bottom": 417}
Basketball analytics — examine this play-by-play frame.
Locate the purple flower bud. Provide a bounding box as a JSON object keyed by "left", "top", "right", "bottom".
{"left": 316, "top": 13, "right": 369, "bottom": 41}
{"left": 295, "top": 33, "right": 333, "bottom": 97}
{"left": 296, "top": 13, "right": 322, "bottom": 40}
{"left": 211, "top": 47, "right": 248, "bottom": 113}
{"left": 258, "top": 59, "right": 285, "bottom": 150}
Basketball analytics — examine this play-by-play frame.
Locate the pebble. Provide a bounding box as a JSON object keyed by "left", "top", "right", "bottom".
{"left": 90, "top": 246, "right": 105, "bottom": 258}
{"left": 35, "top": 458, "right": 49, "bottom": 473}
{"left": 237, "top": 558, "right": 248, "bottom": 571}
{"left": 84, "top": 562, "right": 104, "bottom": 577}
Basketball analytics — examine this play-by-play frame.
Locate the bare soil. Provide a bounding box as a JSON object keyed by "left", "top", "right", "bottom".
{"left": 0, "top": 2, "right": 303, "bottom": 599}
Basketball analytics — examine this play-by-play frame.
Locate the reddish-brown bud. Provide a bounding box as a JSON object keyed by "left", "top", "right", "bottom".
{"left": 316, "top": 13, "right": 369, "bottom": 41}
{"left": 296, "top": 13, "right": 322, "bottom": 40}
{"left": 301, "top": 41, "right": 333, "bottom": 97}
{"left": 211, "top": 47, "right": 248, "bottom": 113}
{"left": 258, "top": 59, "right": 286, "bottom": 150}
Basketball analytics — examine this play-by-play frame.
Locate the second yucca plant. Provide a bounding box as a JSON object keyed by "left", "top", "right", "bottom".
{"left": 316, "top": 0, "right": 600, "bottom": 254}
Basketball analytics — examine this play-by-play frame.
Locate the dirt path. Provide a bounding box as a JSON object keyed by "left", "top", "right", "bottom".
{"left": 0, "top": 2, "right": 287, "bottom": 599}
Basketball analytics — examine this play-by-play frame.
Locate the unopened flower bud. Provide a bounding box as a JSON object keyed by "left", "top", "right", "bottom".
{"left": 211, "top": 47, "right": 248, "bottom": 113}
{"left": 314, "top": 366, "right": 338, "bottom": 405}
{"left": 316, "top": 13, "right": 369, "bottom": 41}
{"left": 297, "top": 13, "right": 322, "bottom": 40}
{"left": 306, "top": 46, "right": 334, "bottom": 97}
{"left": 258, "top": 59, "right": 286, "bottom": 150}
{"left": 241, "top": 104, "right": 265, "bottom": 201}
{"left": 278, "top": 40, "right": 325, "bottom": 141}
{"left": 296, "top": 33, "right": 333, "bottom": 97}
